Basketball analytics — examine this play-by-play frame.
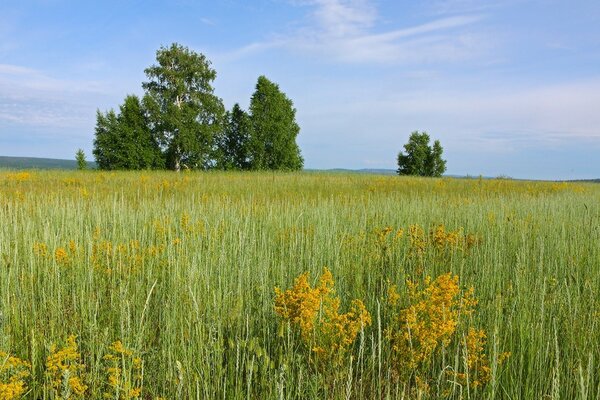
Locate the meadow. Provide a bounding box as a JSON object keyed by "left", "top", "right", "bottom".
{"left": 0, "top": 170, "right": 599, "bottom": 399}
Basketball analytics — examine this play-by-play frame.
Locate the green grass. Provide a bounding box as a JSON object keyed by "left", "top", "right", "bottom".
{"left": 1, "top": 170, "right": 599, "bottom": 399}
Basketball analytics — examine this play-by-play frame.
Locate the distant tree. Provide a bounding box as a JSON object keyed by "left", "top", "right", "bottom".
{"left": 75, "top": 149, "right": 87, "bottom": 170}
{"left": 93, "top": 95, "right": 163, "bottom": 170}
{"left": 216, "top": 103, "right": 253, "bottom": 170}
{"left": 93, "top": 109, "right": 120, "bottom": 170}
{"left": 142, "top": 43, "right": 225, "bottom": 171}
{"left": 249, "top": 76, "right": 303, "bottom": 171}
{"left": 397, "top": 131, "right": 446, "bottom": 177}
{"left": 427, "top": 139, "right": 446, "bottom": 177}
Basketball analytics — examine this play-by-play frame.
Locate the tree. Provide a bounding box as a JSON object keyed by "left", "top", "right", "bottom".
{"left": 93, "top": 109, "right": 120, "bottom": 170}
{"left": 216, "top": 103, "right": 253, "bottom": 170}
{"left": 93, "top": 95, "right": 163, "bottom": 170}
{"left": 75, "top": 149, "right": 87, "bottom": 170}
{"left": 249, "top": 76, "right": 303, "bottom": 171}
{"left": 142, "top": 43, "right": 225, "bottom": 171}
{"left": 397, "top": 131, "right": 447, "bottom": 177}
{"left": 427, "top": 139, "right": 447, "bottom": 177}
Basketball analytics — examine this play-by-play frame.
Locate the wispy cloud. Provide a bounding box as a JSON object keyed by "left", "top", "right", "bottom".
{"left": 358, "top": 79, "right": 600, "bottom": 151}
{"left": 225, "top": 0, "right": 485, "bottom": 64}
{"left": 200, "top": 17, "right": 216, "bottom": 26}
{"left": 0, "top": 63, "right": 114, "bottom": 130}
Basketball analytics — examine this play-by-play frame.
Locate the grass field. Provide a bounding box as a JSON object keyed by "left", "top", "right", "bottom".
{"left": 1, "top": 170, "right": 599, "bottom": 399}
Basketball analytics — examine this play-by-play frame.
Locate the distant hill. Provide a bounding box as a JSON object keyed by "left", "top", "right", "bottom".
{"left": 0, "top": 156, "right": 96, "bottom": 170}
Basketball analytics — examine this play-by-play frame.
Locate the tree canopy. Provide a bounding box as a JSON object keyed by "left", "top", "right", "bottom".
{"left": 249, "top": 76, "right": 303, "bottom": 171}
{"left": 92, "top": 44, "right": 303, "bottom": 172}
{"left": 397, "top": 131, "right": 447, "bottom": 177}
{"left": 142, "top": 43, "right": 225, "bottom": 171}
{"left": 93, "top": 95, "right": 163, "bottom": 170}
{"left": 216, "top": 103, "right": 253, "bottom": 170}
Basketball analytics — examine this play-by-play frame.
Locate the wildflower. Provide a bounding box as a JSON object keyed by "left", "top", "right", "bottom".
{"left": 385, "top": 273, "right": 475, "bottom": 376}
{"left": 45, "top": 335, "right": 88, "bottom": 398}
{"left": 33, "top": 242, "right": 48, "bottom": 257}
{"left": 463, "top": 328, "right": 491, "bottom": 388}
{"left": 103, "top": 341, "right": 143, "bottom": 399}
{"left": 54, "top": 247, "right": 69, "bottom": 265}
{"left": 0, "top": 351, "right": 31, "bottom": 400}
{"left": 274, "top": 268, "right": 371, "bottom": 366}
{"left": 6, "top": 172, "right": 31, "bottom": 182}
{"left": 408, "top": 224, "right": 426, "bottom": 256}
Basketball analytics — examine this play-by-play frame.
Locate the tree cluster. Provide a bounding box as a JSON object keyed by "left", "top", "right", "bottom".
{"left": 94, "top": 43, "right": 303, "bottom": 171}
{"left": 397, "top": 131, "right": 446, "bottom": 177}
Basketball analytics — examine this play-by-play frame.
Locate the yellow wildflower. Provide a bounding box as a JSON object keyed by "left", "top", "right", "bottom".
{"left": 54, "top": 247, "right": 69, "bottom": 265}
{"left": 0, "top": 351, "right": 31, "bottom": 400}
{"left": 386, "top": 273, "right": 474, "bottom": 376}
{"left": 103, "top": 341, "right": 143, "bottom": 399}
{"left": 275, "top": 268, "right": 371, "bottom": 366}
{"left": 45, "top": 335, "right": 88, "bottom": 398}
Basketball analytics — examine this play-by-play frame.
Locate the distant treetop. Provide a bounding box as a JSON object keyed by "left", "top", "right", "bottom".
{"left": 397, "top": 131, "right": 446, "bottom": 177}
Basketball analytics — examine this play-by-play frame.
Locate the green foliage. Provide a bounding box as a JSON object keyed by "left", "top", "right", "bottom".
{"left": 249, "top": 76, "right": 303, "bottom": 171}
{"left": 142, "top": 43, "right": 225, "bottom": 171}
{"left": 93, "top": 95, "right": 163, "bottom": 170}
{"left": 91, "top": 44, "right": 304, "bottom": 172}
{"left": 216, "top": 104, "right": 253, "bottom": 170}
{"left": 397, "top": 131, "right": 447, "bottom": 177}
{"left": 75, "top": 149, "right": 87, "bottom": 170}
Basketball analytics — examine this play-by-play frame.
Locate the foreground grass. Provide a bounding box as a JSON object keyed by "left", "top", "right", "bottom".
{"left": 0, "top": 170, "right": 599, "bottom": 399}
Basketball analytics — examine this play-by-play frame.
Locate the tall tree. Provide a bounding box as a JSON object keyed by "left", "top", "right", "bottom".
{"left": 427, "top": 139, "right": 446, "bottom": 177}
{"left": 93, "top": 109, "right": 120, "bottom": 170}
{"left": 249, "top": 76, "right": 303, "bottom": 171}
{"left": 216, "top": 103, "right": 253, "bottom": 170}
{"left": 397, "top": 131, "right": 446, "bottom": 177}
{"left": 142, "top": 43, "right": 225, "bottom": 171}
{"left": 93, "top": 95, "right": 163, "bottom": 170}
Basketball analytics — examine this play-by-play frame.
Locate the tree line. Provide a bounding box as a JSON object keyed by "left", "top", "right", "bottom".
{"left": 93, "top": 43, "right": 303, "bottom": 171}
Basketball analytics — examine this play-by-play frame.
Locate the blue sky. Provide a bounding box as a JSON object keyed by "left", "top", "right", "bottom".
{"left": 1, "top": 0, "right": 599, "bottom": 179}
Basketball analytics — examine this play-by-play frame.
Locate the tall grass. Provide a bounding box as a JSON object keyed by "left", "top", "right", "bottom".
{"left": 0, "top": 170, "right": 598, "bottom": 399}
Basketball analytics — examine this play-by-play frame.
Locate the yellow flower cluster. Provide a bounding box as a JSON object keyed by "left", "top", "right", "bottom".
{"left": 408, "top": 224, "right": 427, "bottom": 256}
{"left": 5, "top": 172, "right": 32, "bottom": 182}
{"left": 462, "top": 328, "right": 491, "bottom": 388}
{"left": 45, "top": 335, "right": 88, "bottom": 398}
{"left": 274, "top": 268, "right": 371, "bottom": 365}
{"left": 32, "top": 242, "right": 77, "bottom": 267}
{"left": 91, "top": 238, "right": 163, "bottom": 276}
{"left": 33, "top": 242, "right": 48, "bottom": 257}
{"left": 54, "top": 247, "right": 69, "bottom": 265}
{"left": 408, "top": 224, "right": 480, "bottom": 257}
{"left": 103, "top": 341, "right": 143, "bottom": 400}
{"left": 431, "top": 224, "right": 479, "bottom": 251}
{"left": 0, "top": 352, "right": 31, "bottom": 400}
{"left": 386, "top": 273, "right": 477, "bottom": 377}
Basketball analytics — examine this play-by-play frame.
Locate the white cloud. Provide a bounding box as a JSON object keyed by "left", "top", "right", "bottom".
{"left": 307, "top": 0, "right": 377, "bottom": 37}
{"left": 224, "top": 0, "right": 485, "bottom": 64}
{"left": 302, "top": 78, "right": 600, "bottom": 152}
{"left": 0, "top": 63, "right": 115, "bottom": 130}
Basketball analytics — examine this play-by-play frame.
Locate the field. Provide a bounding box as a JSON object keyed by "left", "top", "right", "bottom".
{"left": 1, "top": 170, "right": 599, "bottom": 399}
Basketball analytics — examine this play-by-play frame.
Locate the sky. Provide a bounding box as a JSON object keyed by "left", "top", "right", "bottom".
{"left": 0, "top": 0, "right": 599, "bottom": 179}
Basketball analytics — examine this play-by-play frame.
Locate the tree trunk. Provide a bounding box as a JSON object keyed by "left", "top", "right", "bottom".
{"left": 174, "top": 145, "right": 181, "bottom": 172}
